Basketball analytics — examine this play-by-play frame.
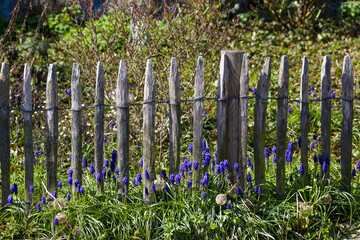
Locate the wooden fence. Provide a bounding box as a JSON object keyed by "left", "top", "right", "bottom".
{"left": 0, "top": 50, "right": 355, "bottom": 209}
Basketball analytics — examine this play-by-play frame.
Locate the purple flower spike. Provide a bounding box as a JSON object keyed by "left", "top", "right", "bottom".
{"left": 253, "top": 86, "right": 256, "bottom": 95}
{"left": 188, "top": 144, "right": 193, "bottom": 154}
{"left": 66, "top": 89, "right": 71, "bottom": 97}
{"left": 67, "top": 194, "right": 71, "bottom": 201}
{"left": 202, "top": 192, "right": 207, "bottom": 198}
{"left": 226, "top": 201, "right": 231, "bottom": 210}
{"left": 53, "top": 217, "right": 58, "bottom": 225}
{"left": 90, "top": 165, "right": 95, "bottom": 174}
{"left": 299, "top": 163, "right": 304, "bottom": 176}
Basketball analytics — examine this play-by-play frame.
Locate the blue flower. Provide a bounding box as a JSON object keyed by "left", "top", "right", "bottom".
{"left": 80, "top": 186, "right": 85, "bottom": 195}
{"left": 204, "top": 153, "right": 211, "bottom": 167}
{"left": 82, "top": 156, "right": 88, "bottom": 168}
{"left": 151, "top": 182, "right": 156, "bottom": 192}
{"left": 223, "top": 160, "right": 229, "bottom": 170}
{"left": 66, "top": 89, "right": 71, "bottom": 97}
{"left": 288, "top": 142, "right": 294, "bottom": 153}
{"left": 164, "top": 185, "right": 169, "bottom": 192}
{"left": 137, "top": 172, "right": 142, "bottom": 185}
{"left": 316, "top": 136, "right": 320, "bottom": 142}
{"left": 247, "top": 157, "right": 253, "bottom": 170}
{"left": 175, "top": 174, "right": 181, "bottom": 184}
{"left": 248, "top": 182, "right": 253, "bottom": 189}
{"left": 110, "top": 160, "right": 115, "bottom": 172}
{"left": 319, "top": 155, "right": 323, "bottom": 165}
{"left": 202, "top": 192, "right": 207, "bottom": 198}
{"left": 111, "top": 151, "right": 117, "bottom": 162}
{"left": 29, "top": 184, "right": 34, "bottom": 193}
{"left": 331, "top": 92, "right": 335, "bottom": 98}
{"left": 171, "top": 6, "right": 175, "bottom": 12}
{"left": 247, "top": 172, "right": 252, "bottom": 182}
{"left": 187, "top": 178, "right": 192, "bottom": 189}
{"left": 67, "top": 194, "right": 71, "bottom": 201}
{"left": 265, "top": 147, "right": 269, "bottom": 159}
{"left": 253, "top": 86, "right": 256, "bottom": 95}
{"left": 107, "top": 170, "right": 112, "bottom": 179}
{"left": 115, "top": 168, "right": 120, "bottom": 175}
{"left": 36, "top": 202, "right": 41, "bottom": 212}
{"left": 41, "top": 196, "right": 46, "bottom": 205}
{"left": 145, "top": 187, "right": 149, "bottom": 197}
{"left": 110, "top": 120, "right": 115, "bottom": 128}
{"left": 169, "top": 174, "right": 175, "bottom": 185}
{"left": 103, "top": 137, "right": 106, "bottom": 143}
{"left": 226, "top": 201, "right": 231, "bottom": 209}
{"left": 357, "top": 161, "right": 360, "bottom": 171}
{"left": 299, "top": 163, "right": 304, "bottom": 176}
{"left": 68, "top": 169, "right": 73, "bottom": 177}
{"left": 313, "top": 154, "right": 317, "bottom": 163}
{"left": 13, "top": 183, "right": 18, "bottom": 195}
{"left": 193, "top": 161, "right": 198, "bottom": 171}
{"left": 35, "top": 150, "right": 40, "bottom": 156}
{"left": 298, "top": 136, "right": 301, "bottom": 148}
{"left": 68, "top": 177, "right": 73, "bottom": 186}
{"left": 188, "top": 144, "right": 193, "bottom": 154}
{"left": 7, "top": 195, "right": 13, "bottom": 205}
{"left": 145, "top": 169, "right": 150, "bottom": 180}
{"left": 139, "top": 158, "right": 143, "bottom": 167}
{"left": 53, "top": 217, "right": 58, "bottom": 225}
{"left": 310, "top": 142, "right": 315, "bottom": 149}
{"left": 69, "top": 154, "right": 72, "bottom": 162}
{"left": 101, "top": 168, "right": 106, "bottom": 179}
{"left": 234, "top": 163, "right": 239, "bottom": 172}
{"left": 322, "top": 163, "right": 327, "bottom": 174}
{"left": 218, "top": 181, "right": 222, "bottom": 188}
{"left": 10, "top": 185, "right": 14, "bottom": 194}
{"left": 272, "top": 155, "right": 276, "bottom": 163}
{"left": 74, "top": 179, "right": 79, "bottom": 187}
{"left": 352, "top": 168, "right": 356, "bottom": 177}
{"left": 288, "top": 106, "right": 292, "bottom": 114}
{"left": 296, "top": 101, "right": 299, "bottom": 107}
{"left": 161, "top": 170, "right": 167, "bottom": 179}
{"left": 215, "top": 165, "right": 221, "bottom": 175}
{"left": 90, "top": 165, "right": 95, "bottom": 174}
{"left": 236, "top": 174, "right": 241, "bottom": 180}
{"left": 202, "top": 139, "right": 207, "bottom": 152}
{"left": 40, "top": 149, "right": 43, "bottom": 155}
{"left": 226, "top": 174, "right": 230, "bottom": 181}
{"left": 272, "top": 146, "right": 276, "bottom": 154}
{"left": 311, "top": 86, "right": 315, "bottom": 91}
{"left": 96, "top": 173, "right": 101, "bottom": 184}
{"left": 123, "top": 176, "right": 129, "bottom": 187}
{"left": 104, "top": 159, "right": 109, "bottom": 167}
{"left": 325, "top": 155, "right": 330, "bottom": 166}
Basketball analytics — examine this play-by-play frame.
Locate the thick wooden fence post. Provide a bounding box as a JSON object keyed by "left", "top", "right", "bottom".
{"left": 341, "top": 55, "right": 353, "bottom": 191}
{"left": 23, "top": 63, "right": 34, "bottom": 213}
{"left": 143, "top": 59, "right": 156, "bottom": 203}
{"left": 300, "top": 57, "right": 310, "bottom": 187}
{"left": 0, "top": 63, "right": 10, "bottom": 206}
{"left": 193, "top": 56, "right": 204, "bottom": 178}
{"left": 169, "top": 57, "right": 181, "bottom": 175}
{"left": 321, "top": 56, "right": 331, "bottom": 179}
{"left": 94, "top": 61, "right": 105, "bottom": 193}
{"left": 116, "top": 60, "right": 129, "bottom": 196}
{"left": 71, "top": 63, "right": 82, "bottom": 196}
{"left": 46, "top": 64, "right": 58, "bottom": 194}
{"left": 254, "top": 57, "right": 271, "bottom": 188}
{"left": 276, "top": 56, "right": 289, "bottom": 197}
{"left": 217, "top": 54, "right": 229, "bottom": 164}
{"left": 239, "top": 54, "right": 249, "bottom": 192}
{"left": 222, "top": 50, "right": 244, "bottom": 181}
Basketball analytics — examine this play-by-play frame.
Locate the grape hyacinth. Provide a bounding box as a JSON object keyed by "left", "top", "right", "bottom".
{"left": 299, "top": 163, "right": 304, "bottom": 176}
{"left": 202, "top": 139, "right": 207, "bottom": 152}
{"left": 313, "top": 154, "right": 318, "bottom": 163}
{"left": 319, "top": 155, "right": 323, "bottom": 165}
{"left": 74, "top": 179, "right": 79, "bottom": 187}
{"left": 115, "top": 168, "right": 120, "bottom": 175}
{"left": 139, "top": 158, "right": 143, "bottom": 167}
{"left": 169, "top": 174, "right": 175, "bottom": 185}
{"left": 145, "top": 169, "right": 150, "bottom": 180}
{"left": 265, "top": 147, "right": 269, "bottom": 160}
{"left": 193, "top": 161, "right": 198, "bottom": 171}
{"left": 83, "top": 156, "right": 88, "bottom": 168}
{"left": 218, "top": 181, "right": 222, "bottom": 188}
{"left": 7, "top": 195, "right": 13, "bottom": 205}
{"left": 151, "top": 182, "right": 156, "bottom": 192}
{"left": 111, "top": 150, "right": 117, "bottom": 162}
{"left": 90, "top": 165, "right": 95, "bottom": 174}
{"left": 298, "top": 136, "right": 301, "bottom": 148}
{"left": 36, "top": 202, "right": 41, "bottom": 212}
{"left": 202, "top": 192, "right": 207, "bottom": 198}
{"left": 123, "top": 176, "right": 129, "bottom": 187}
{"left": 188, "top": 144, "right": 193, "bottom": 154}
{"left": 357, "top": 161, "right": 360, "bottom": 171}
{"left": 68, "top": 177, "right": 73, "bottom": 186}
{"left": 67, "top": 194, "right": 71, "bottom": 201}
{"left": 175, "top": 174, "right": 181, "bottom": 184}
{"left": 104, "top": 159, "right": 109, "bottom": 168}
{"left": 253, "top": 86, "right": 256, "bottom": 95}
{"left": 226, "top": 202, "right": 231, "bottom": 209}
{"left": 101, "top": 168, "right": 106, "bottom": 179}
{"left": 234, "top": 163, "right": 239, "bottom": 172}
{"left": 352, "top": 168, "right": 356, "bottom": 177}
{"left": 187, "top": 178, "right": 192, "bottom": 189}
{"left": 310, "top": 142, "right": 315, "bottom": 149}
{"left": 80, "top": 186, "right": 85, "bottom": 195}
{"left": 96, "top": 173, "right": 101, "bottom": 184}
{"left": 247, "top": 172, "right": 252, "bottom": 182}
{"left": 13, "top": 183, "right": 18, "bottom": 195}
{"left": 68, "top": 169, "right": 73, "bottom": 177}
{"left": 53, "top": 217, "right": 59, "bottom": 225}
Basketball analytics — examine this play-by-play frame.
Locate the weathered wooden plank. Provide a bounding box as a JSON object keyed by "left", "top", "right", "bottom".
{"left": 143, "top": 59, "right": 156, "bottom": 203}
{"left": 23, "top": 63, "right": 34, "bottom": 213}
{"left": 193, "top": 56, "right": 204, "bottom": 178}
{"left": 276, "top": 56, "right": 289, "bottom": 197}
{"left": 222, "top": 50, "right": 244, "bottom": 182}
{"left": 169, "top": 57, "right": 181, "bottom": 175}
{"left": 0, "top": 62, "right": 10, "bottom": 206}
{"left": 46, "top": 64, "right": 58, "bottom": 194}
{"left": 116, "top": 60, "right": 129, "bottom": 196}
{"left": 239, "top": 54, "right": 249, "bottom": 192}
{"left": 341, "top": 55, "right": 353, "bottom": 191}
{"left": 217, "top": 54, "right": 229, "bottom": 164}
{"left": 71, "top": 63, "right": 82, "bottom": 196}
{"left": 254, "top": 57, "right": 271, "bottom": 188}
{"left": 94, "top": 61, "right": 105, "bottom": 193}
{"left": 300, "top": 57, "right": 310, "bottom": 187}
{"left": 320, "top": 56, "right": 331, "bottom": 179}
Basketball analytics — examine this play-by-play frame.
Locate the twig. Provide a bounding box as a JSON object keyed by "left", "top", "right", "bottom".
{"left": 41, "top": 181, "right": 63, "bottom": 212}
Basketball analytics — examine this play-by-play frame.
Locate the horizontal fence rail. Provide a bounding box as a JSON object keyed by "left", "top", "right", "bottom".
{"left": 0, "top": 51, "right": 357, "bottom": 207}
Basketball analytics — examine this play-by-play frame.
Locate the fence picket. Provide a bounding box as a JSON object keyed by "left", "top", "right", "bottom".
{"left": 217, "top": 54, "right": 229, "bottom": 164}
{"left": 143, "top": 59, "right": 156, "bottom": 203}
{"left": 276, "top": 56, "right": 289, "bottom": 197}
{"left": 169, "top": 57, "right": 181, "bottom": 175}
{"left": 300, "top": 57, "right": 310, "bottom": 187}
{"left": 46, "top": 64, "right": 58, "bottom": 194}
{"left": 94, "top": 62, "right": 105, "bottom": 193}
{"left": 116, "top": 60, "right": 129, "bottom": 196}
{"left": 71, "top": 63, "right": 82, "bottom": 196}
{"left": 341, "top": 55, "right": 354, "bottom": 191}
{"left": 23, "top": 63, "right": 33, "bottom": 212}
{"left": 0, "top": 63, "right": 10, "bottom": 206}
{"left": 223, "top": 50, "right": 244, "bottom": 181}
{"left": 321, "top": 56, "right": 331, "bottom": 179}
{"left": 239, "top": 54, "right": 249, "bottom": 192}
{"left": 254, "top": 57, "right": 271, "bottom": 188}
{"left": 193, "top": 56, "right": 204, "bottom": 178}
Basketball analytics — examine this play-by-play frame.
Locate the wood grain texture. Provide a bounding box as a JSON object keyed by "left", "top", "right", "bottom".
{"left": 94, "top": 61, "right": 105, "bottom": 193}
{"left": 0, "top": 62, "right": 10, "bottom": 206}
{"left": 143, "top": 59, "right": 156, "bottom": 203}
{"left": 222, "top": 50, "right": 244, "bottom": 182}
{"left": 217, "top": 54, "right": 229, "bottom": 164}
{"left": 320, "top": 56, "right": 331, "bottom": 179}
{"left": 169, "top": 57, "right": 181, "bottom": 175}
{"left": 116, "top": 60, "right": 129, "bottom": 196}
{"left": 341, "top": 55, "right": 353, "bottom": 191}
{"left": 276, "top": 56, "right": 289, "bottom": 197}
{"left": 300, "top": 57, "right": 310, "bottom": 187}
{"left": 239, "top": 54, "right": 249, "bottom": 192}
{"left": 71, "top": 63, "right": 82, "bottom": 196}
{"left": 23, "top": 63, "right": 34, "bottom": 212}
{"left": 193, "top": 56, "right": 204, "bottom": 178}
{"left": 46, "top": 64, "right": 58, "bottom": 194}
{"left": 254, "top": 57, "right": 271, "bottom": 188}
